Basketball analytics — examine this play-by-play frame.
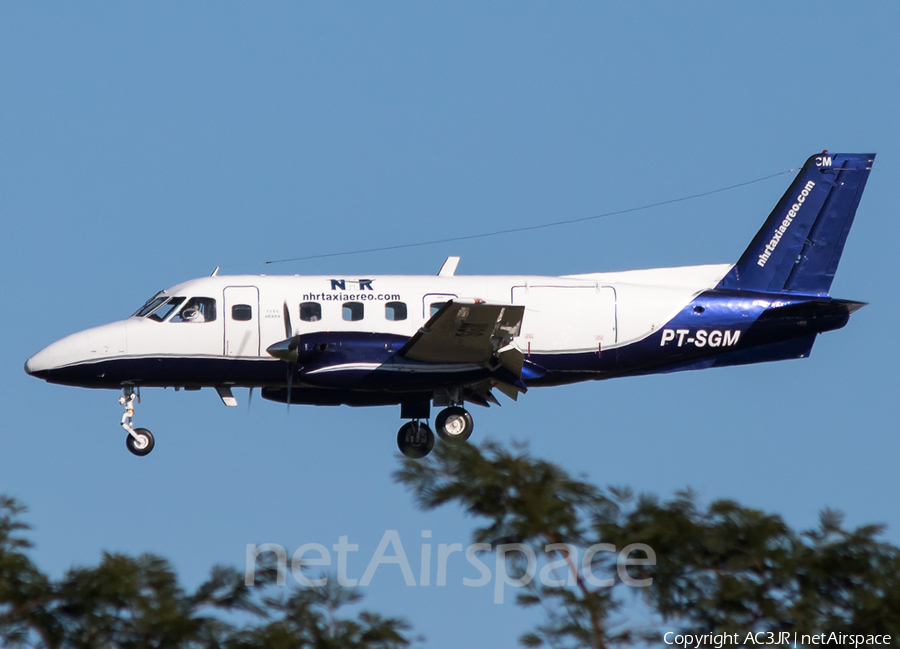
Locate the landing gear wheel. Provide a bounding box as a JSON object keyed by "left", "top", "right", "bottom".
{"left": 397, "top": 421, "right": 435, "bottom": 459}
{"left": 126, "top": 428, "right": 155, "bottom": 457}
{"left": 435, "top": 406, "right": 474, "bottom": 442}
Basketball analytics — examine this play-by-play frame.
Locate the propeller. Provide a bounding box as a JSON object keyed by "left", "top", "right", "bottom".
{"left": 283, "top": 301, "right": 294, "bottom": 339}
{"left": 247, "top": 387, "right": 254, "bottom": 411}
{"left": 283, "top": 302, "right": 296, "bottom": 413}
{"left": 286, "top": 367, "right": 293, "bottom": 413}
{"left": 267, "top": 303, "right": 328, "bottom": 411}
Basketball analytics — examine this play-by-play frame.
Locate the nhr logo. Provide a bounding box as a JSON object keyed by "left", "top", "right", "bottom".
{"left": 330, "top": 279, "right": 374, "bottom": 291}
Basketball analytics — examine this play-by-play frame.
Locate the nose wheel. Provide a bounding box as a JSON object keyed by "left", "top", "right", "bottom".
{"left": 125, "top": 428, "right": 155, "bottom": 456}
{"left": 120, "top": 388, "right": 155, "bottom": 457}
{"left": 397, "top": 421, "right": 435, "bottom": 459}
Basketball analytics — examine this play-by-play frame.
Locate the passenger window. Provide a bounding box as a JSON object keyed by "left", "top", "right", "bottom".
{"left": 149, "top": 297, "right": 185, "bottom": 322}
{"left": 343, "top": 302, "right": 364, "bottom": 322}
{"left": 171, "top": 297, "right": 217, "bottom": 323}
{"left": 232, "top": 304, "right": 252, "bottom": 321}
{"left": 430, "top": 302, "right": 447, "bottom": 317}
{"left": 300, "top": 302, "right": 322, "bottom": 322}
{"left": 385, "top": 301, "right": 407, "bottom": 321}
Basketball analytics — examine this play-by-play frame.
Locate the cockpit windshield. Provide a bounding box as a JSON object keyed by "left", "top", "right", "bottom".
{"left": 133, "top": 291, "right": 167, "bottom": 318}
{"left": 148, "top": 297, "right": 185, "bottom": 322}
{"left": 133, "top": 292, "right": 217, "bottom": 322}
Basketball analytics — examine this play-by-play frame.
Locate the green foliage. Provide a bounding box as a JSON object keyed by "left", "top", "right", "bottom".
{"left": 0, "top": 498, "right": 415, "bottom": 649}
{"left": 4, "top": 439, "right": 899, "bottom": 649}
{"left": 394, "top": 440, "right": 900, "bottom": 648}
{"left": 0, "top": 496, "right": 57, "bottom": 648}
{"left": 226, "top": 581, "right": 411, "bottom": 649}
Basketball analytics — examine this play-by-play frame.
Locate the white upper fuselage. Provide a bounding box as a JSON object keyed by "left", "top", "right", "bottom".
{"left": 26, "top": 263, "right": 733, "bottom": 376}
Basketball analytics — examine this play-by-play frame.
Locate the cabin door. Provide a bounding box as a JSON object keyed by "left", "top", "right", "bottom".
{"left": 223, "top": 286, "right": 260, "bottom": 357}
{"left": 512, "top": 285, "right": 616, "bottom": 353}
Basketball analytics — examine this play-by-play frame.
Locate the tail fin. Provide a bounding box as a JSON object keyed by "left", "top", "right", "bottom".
{"left": 718, "top": 152, "right": 874, "bottom": 295}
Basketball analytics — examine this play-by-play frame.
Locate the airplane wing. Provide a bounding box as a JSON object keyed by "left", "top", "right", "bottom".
{"left": 398, "top": 300, "right": 525, "bottom": 366}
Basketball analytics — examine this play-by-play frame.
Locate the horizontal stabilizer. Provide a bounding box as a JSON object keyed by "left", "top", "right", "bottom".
{"left": 745, "top": 298, "right": 865, "bottom": 339}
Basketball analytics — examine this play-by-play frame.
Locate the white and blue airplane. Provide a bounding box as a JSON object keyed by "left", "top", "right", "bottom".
{"left": 25, "top": 152, "right": 873, "bottom": 458}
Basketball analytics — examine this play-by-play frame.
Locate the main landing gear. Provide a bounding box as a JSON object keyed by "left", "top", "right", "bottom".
{"left": 396, "top": 421, "right": 434, "bottom": 459}
{"left": 396, "top": 406, "right": 475, "bottom": 459}
{"left": 435, "top": 406, "right": 474, "bottom": 442}
{"left": 120, "top": 387, "right": 155, "bottom": 457}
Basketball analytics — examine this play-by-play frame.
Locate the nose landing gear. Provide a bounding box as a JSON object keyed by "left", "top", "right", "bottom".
{"left": 120, "top": 388, "right": 155, "bottom": 457}
{"left": 126, "top": 427, "right": 155, "bottom": 457}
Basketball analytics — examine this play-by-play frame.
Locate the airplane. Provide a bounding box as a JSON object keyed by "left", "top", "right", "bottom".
{"left": 24, "top": 152, "right": 874, "bottom": 459}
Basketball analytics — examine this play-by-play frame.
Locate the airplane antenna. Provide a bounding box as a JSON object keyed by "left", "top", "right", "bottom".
{"left": 438, "top": 256, "right": 460, "bottom": 277}
{"left": 210, "top": 266, "right": 219, "bottom": 277}
{"left": 264, "top": 167, "right": 799, "bottom": 265}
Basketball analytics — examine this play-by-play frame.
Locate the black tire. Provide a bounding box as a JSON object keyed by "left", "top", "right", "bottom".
{"left": 435, "top": 407, "right": 474, "bottom": 442}
{"left": 397, "top": 422, "right": 435, "bottom": 459}
{"left": 126, "top": 428, "right": 155, "bottom": 457}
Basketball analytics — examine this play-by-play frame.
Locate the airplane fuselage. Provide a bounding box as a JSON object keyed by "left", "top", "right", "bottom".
{"left": 24, "top": 263, "right": 858, "bottom": 404}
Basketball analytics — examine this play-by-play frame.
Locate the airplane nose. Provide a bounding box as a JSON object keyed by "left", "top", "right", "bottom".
{"left": 24, "top": 331, "right": 90, "bottom": 381}
{"left": 24, "top": 348, "right": 51, "bottom": 379}
{"left": 26, "top": 322, "right": 129, "bottom": 384}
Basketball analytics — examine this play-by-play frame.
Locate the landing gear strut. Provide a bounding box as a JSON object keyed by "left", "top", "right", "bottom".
{"left": 120, "top": 387, "right": 155, "bottom": 457}
{"left": 396, "top": 420, "right": 434, "bottom": 459}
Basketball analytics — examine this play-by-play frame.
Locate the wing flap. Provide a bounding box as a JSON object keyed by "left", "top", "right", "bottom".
{"left": 399, "top": 300, "right": 525, "bottom": 364}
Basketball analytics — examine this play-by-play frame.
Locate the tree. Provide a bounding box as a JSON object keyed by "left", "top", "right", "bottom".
{"left": 5, "top": 440, "right": 899, "bottom": 649}
{"left": 0, "top": 497, "right": 415, "bottom": 649}
{"left": 0, "top": 496, "right": 58, "bottom": 648}
{"left": 394, "top": 440, "right": 900, "bottom": 648}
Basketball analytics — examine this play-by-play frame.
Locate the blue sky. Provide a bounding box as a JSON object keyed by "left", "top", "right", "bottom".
{"left": 2, "top": 3, "right": 899, "bottom": 646}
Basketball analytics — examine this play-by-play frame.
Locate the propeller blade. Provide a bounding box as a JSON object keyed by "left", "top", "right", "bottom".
{"left": 247, "top": 387, "right": 254, "bottom": 411}
{"left": 283, "top": 302, "right": 294, "bottom": 339}
{"left": 286, "top": 365, "right": 293, "bottom": 413}
{"left": 281, "top": 302, "right": 297, "bottom": 414}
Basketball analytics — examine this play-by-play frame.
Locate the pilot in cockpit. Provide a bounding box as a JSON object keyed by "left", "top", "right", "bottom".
{"left": 180, "top": 300, "right": 206, "bottom": 323}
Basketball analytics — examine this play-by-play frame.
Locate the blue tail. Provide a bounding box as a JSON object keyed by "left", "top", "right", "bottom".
{"left": 718, "top": 152, "right": 874, "bottom": 295}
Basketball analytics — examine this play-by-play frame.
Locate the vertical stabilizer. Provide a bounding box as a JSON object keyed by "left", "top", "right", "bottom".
{"left": 718, "top": 152, "right": 874, "bottom": 295}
